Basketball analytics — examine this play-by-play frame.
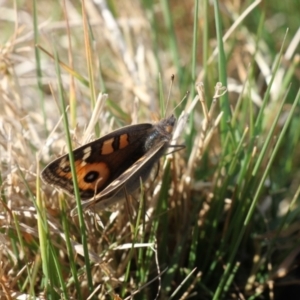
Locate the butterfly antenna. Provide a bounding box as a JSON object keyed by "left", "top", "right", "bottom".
{"left": 165, "top": 74, "right": 175, "bottom": 117}
{"left": 172, "top": 90, "right": 190, "bottom": 113}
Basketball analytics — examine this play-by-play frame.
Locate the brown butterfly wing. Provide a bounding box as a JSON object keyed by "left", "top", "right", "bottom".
{"left": 73, "top": 116, "right": 177, "bottom": 214}
{"left": 41, "top": 123, "right": 153, "bottom": 199}
{"left": 70, "top": 140, "right": 168, "bottom": 215}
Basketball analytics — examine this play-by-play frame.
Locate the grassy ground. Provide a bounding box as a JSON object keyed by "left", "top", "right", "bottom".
{"left": 1, "top": 0, "right": 300, "bottom": 299}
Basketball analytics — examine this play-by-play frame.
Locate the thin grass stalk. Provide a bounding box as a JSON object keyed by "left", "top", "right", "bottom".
{"left": 35, "top": 160, "right": 49, "bottom": 290}
{"left": 21, "top": 164, "right": 66, "bottom": 297}
{"left": 18, "top": 166, "right": 50, "bottom": 295}
{"left": 212, "top": 88, "right": 299, "bottom": 299}
{"left": 62, "top": 0, "right": 77, "bottom": 128}
{"left": 160, "top": 0, "right": 182, "bottom": 82}
{"left": 142, "top": 1, "right": 162, "bottom": 79}
{"left": 12, "top": 213, "right": 36, "bottom": 297}
{"left": 202, "top": 0, "right": 209, "bottom": 91}
{"left": 60, "top": 196, "right": 81, "bottom": 298}
{"left": 32, "top": 0, "right": 47, "bottom": 135}
{"left": 158, "top": 73, "right": 165, "bottom": 116}
{"left": 246, "top": 88, "right": 300, "bottom": 226}
{"left": 191, "top": 0, "right": 199, "bottom": 100}
{"left": 36, "top": 45, "right": 90, "bottom": 87}
{"left": 278, "top": 54, "right": 300, "bottom": 101}
{"left": 213, "top": 0, "right": 230, "bottom": 135}
{"left": 134, "top": 190, "right": 146, "bottom": 281}
{"left": 254, "top": 31, "right": 288, "bottom": 134}
{"left": 82, "top": 0, "right": 97, "bottom": 110}
{"left": 53, "top": 48, "right": 94, "bottom": 294}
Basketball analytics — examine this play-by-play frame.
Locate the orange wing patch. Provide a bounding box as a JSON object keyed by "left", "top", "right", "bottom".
{"left": 118, "top": 134, "right": 129, "bottom": 149}
{"left": 76, "top": 161, "right": 110, "bottom": 190}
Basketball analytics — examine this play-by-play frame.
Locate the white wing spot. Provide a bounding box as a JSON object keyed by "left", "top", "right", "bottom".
{"left": 59, "top": 157, "right": 68, "bottom": 168}
{"left": 82, "top": 146, "right": 92, "bottom": 161}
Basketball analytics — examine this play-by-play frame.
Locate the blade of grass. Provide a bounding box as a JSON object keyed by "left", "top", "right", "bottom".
{"left": 191, "top": 0, "right": 199, "bottom": 101}
{"left": 32, "top": 0, "right": 47, "bottom": 135}
{"left": 213, "top": 0, "right": 231, "bottom": 138}
{"left": 52, "top": 45, "right": 94, "bottom": 294}
{"left": 12, "top": 213, "right": 36, "bottom": 298}
{"left": 36, "top": 45, "right": 90, "bottom": 87}
{"left": 160, "top": 0, "right": 182, "bottom": 83}
{"left": 212, "top": 87, "right": 300, "bottom": 299}
{"left": 254, "top": 30, "right": 288, "bottom": 134}
{"left": 122, "top": 186, "right": 146, "bottom": 297}
{"left": 82, "top": 0, "right": 101, "bottom": 137}
{"left": 35, "top": 158, "right": 50, "bottom": 292}
{"left": 141, "top": 1, "right": 162, "bottom": 79}
{"left": 202, "top": 0, "right": 209, "bottom": 89}
{"left": 158, "top": 72, "right": 165, "bottom": 116}
{"left": 60, "top": 195, "right": 82, "bottom": 299}
{"left": 62, "top": 0, "right": 77, "bottom": 128}
{"left": 18, "top": 162, "right": 67, "bottom": 298}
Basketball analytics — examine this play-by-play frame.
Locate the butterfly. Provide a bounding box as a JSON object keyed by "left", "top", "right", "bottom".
{"left": 41, "top": 115, "right": 181, "bottom": 215}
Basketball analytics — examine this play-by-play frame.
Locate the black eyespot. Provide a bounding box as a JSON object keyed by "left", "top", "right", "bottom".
{"left": 62, "top": 166, "right": 71, "bottom": 173}
{"left": 84, "top": 171, "right": 99, "bottom": 183}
